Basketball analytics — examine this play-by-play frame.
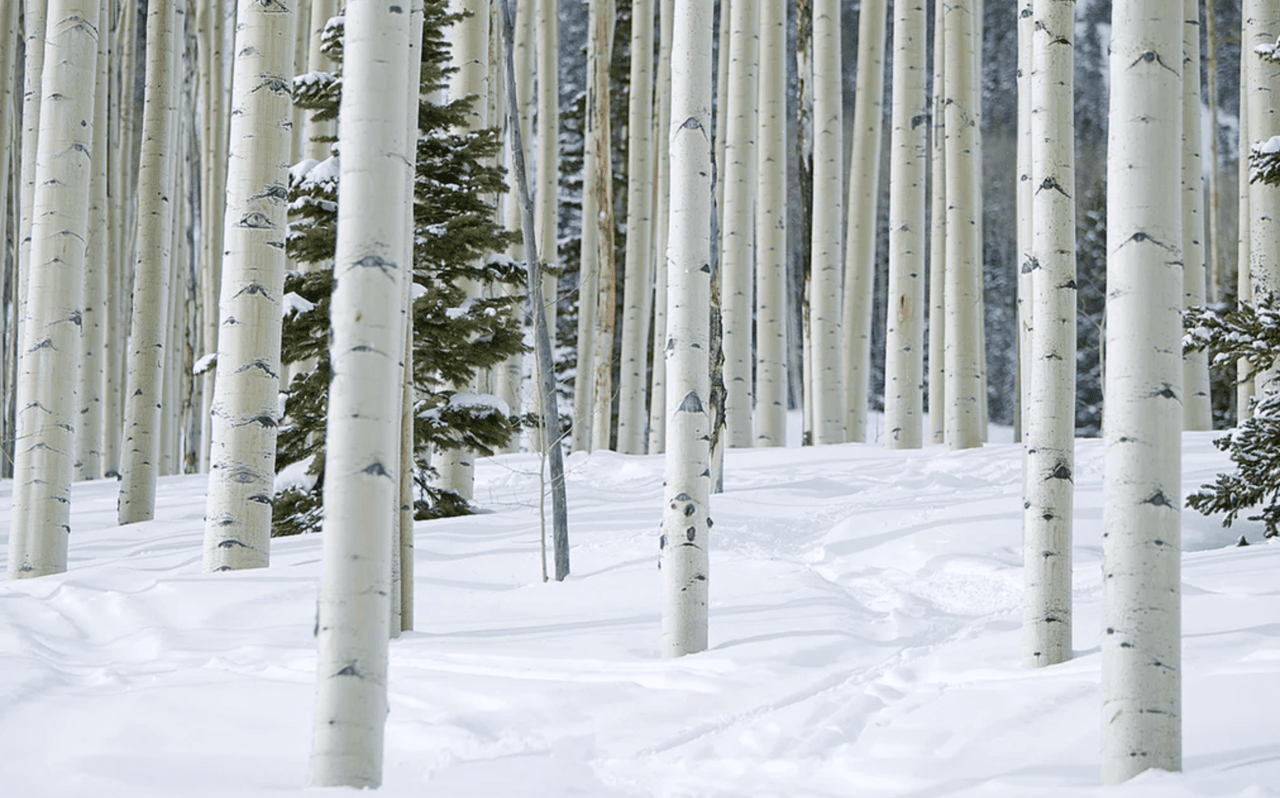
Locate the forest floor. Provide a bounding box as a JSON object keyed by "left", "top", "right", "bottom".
{"left": 2, "top": 416, "right": 1278, "bottom": 797}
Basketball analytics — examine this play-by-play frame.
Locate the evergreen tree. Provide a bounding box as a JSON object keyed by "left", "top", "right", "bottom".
{"left": 274, "top": 3, "right": 523, "bottom": 536}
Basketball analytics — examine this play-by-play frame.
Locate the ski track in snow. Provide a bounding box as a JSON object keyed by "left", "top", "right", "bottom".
{"left": 2, "top": 428, "right": 1279, "bottom": 797}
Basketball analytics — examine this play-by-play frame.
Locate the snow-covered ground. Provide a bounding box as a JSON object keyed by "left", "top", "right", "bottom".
{"left": 2, "top": 422, "right": 1278, "bottom": 797}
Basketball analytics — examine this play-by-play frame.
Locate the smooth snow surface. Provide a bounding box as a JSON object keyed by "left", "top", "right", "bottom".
{"left": 2, "top": 426, "right": 1279, "bottom": 797}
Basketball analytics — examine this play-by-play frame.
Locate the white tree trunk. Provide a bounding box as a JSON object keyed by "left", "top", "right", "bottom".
{"left": 16, "top": 0, "right": 48, "bottom": 358}
{"left": 1246, "top": 0, "right": 1280, "bottom": 392}
{"left": 119, "top": 0, "right": 178, "bottom": 524}
{"left": 76, "top": 16, "right": 109, "bottom": 482}
{"left": 202, "top": 0, "right": 295, "bottom": 571}
{"left": 942, "top": 0, "right": 982, "bottom": 451}
{"left": 840, "top": 0, "right": 886, "bottom": 444}
{"left": 534, "top": 0, "right": 559, "bottom": 362}
{"left": 1022, "top": 0, "right": 1075, "bottom": 669}
{"left": 1101, "top": 0, "right": 1183, "bottom": 782}
{"left": 719, "top": 0, "right": 755, "bottom": 450}
{"left": 661, "top": 0, "right": 712, "bottom": 659}
{"left": 648, "top": 0, "right": 675, "bottom": 455}
{"left": 753, "top": 0, "right": 787, "bottom": 447}
{"left": 308, "top": 0, "right": 411, "bottom": 787}
{"left": 8, "top": 0, "right": 101, "bottom": 578}
{"left": 1015, "top": 0, "right": 1033, "bottom": 443}
{"left": 1238, "top": 43, "right": 1254, "bottom": 422}
{"left": 0, "top": 0, "right": 22, "bottom": 479}
{"left": 1181, "top": 0, "right": 1211, "bottom": 430}
{"left": 808, "top": 0, "right": 842, "bottom": 445}
{"left": 884, "top": 0, "right": 926, "bottom": 450}
{"left": 1205, "top": 0, "right": 1222, "bottom": 303}
{"left": 927, "top": 0, "right": 946, "bottom": 445}
{"left": 616, "top": 0, "right": 656, "bottom": 455}
{"left": 713, "top": 0, "right": 730, "bottom": 217}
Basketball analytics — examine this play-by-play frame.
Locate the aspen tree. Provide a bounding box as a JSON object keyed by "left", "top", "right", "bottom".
{"left": 308, "top": 0, "right": 409, "bottom": 783}
{"left": 841, "top": 0, "right": 886, "bottom": 443}
{"left": 616, "top": 0, "right": 656, "bottom": 454}
{"left": 1022, "top": 0, "right": 1075, "bottom": 669}
{"left": 1205, "top": 0, "right": 1222, "bottom": 303}
{"left": 884, "top": 0, "right": 926, "bottom": 450}
{"left": 942, "top": 0, "right": 982, "bottom": 450}
{"left": 1238, "top": 50, "right": 1255, "bottom": 422}
{"left": 535, "top": 0, "right": 559, "bottom": 349}
{"left": 1245, "top": 0, "right": 1280, "bottom": 391}
{"left": 1101, "top": 0, "right": 1183, "bottom": 782}
{"left": 8, "top": 0, "right": 101, "bottom": 578}
{"left": 119, "top": 0, "right": 178, "bottom": 524}
{"left": 808, "top": 0, "right": 842, "bottom": 445}
{"left": 202, "top": 0, "right": 294, "bottom": 571}
{"left": 16, "top": 0, "right": 48, "bottom": 353}
{"left": 927, "top": 0, "right": 946, "bottom": 444}
{"left": 76, "top": 17, "right": 110, "bottom": 482}
{"left": 713, "top": 0, "right": 730, "bottom": 216}
{"left": 1182, "top": 0, "right": 1211, "bottom": 431}
{"left": 661, "top": 0, "right": 712, "bottom": 658}
{"left": 0, "top": 0, "right": 19, "bottom": 476}
{"left": 754, "top": 0, "right": 787, "bottom": 447}
{"left": 587, "top": 1, "right": 618, "bottom": 453}
{"left": 1015, "top": 0, "right": 1032, "bottom": 442}
{"left": 720, "top": 0, "right": 756, "bottom": 449}
{"left": 649, "top": 0, "right": 675, "bottom": 455}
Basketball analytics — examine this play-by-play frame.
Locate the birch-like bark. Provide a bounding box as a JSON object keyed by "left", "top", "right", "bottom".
{"left": 616, "top": 0, "right": 656, "bottom": 454}
{"left": 76, "top": 16, "right": 110, "bottom": 481}
{"left": 808, "top": 0, "right": 842, "bottom": 445}
{"left": 942, "top": 0, "right": 982, "bottom": 451}
{"left": 648, "top": 0, "right": 675, "bottom": 455}
{"left": 1181, "top": 0, "right": 1211, "bottom": 430}
{"left": 1205, "top": 0, "right": 1222, "bottom": 303}
{"left": 1022, "top": 0, "right": 1075, "bottom": 669}
{"left": 119, "top": 0, "right": 177, "bottom": 524}
{"left": 1015, "top": 0, "right": 1033, "bottom": 443}
{"left": 0, "top": 0, "right": 20, "bottom": 478}
{"left": 661, "top": 0, "right": 712, "bottom": 659}
{"left": 713, "top": 0, "right": 730, "bottom": 217}
{"left": 16, "top": 0, "right": 48, "bottom": 358}
{"left": 290, "top": 0, "right": 311, "bottom": 163}
{"left": 534, "top": 0, "right": 559, "bottom": 351}
{"left": 1101, "top": 0, "right": 1183, "bottom": 782}
{"left": 840, "top": 0, "right": 886, "bottom": 444}
{"left": 1245, "top": 0, "right": 1280, "bottom": 393}
{"left": 1238, "top": 48, "right": 1254, "bottom": 422}
{"left": 927, "top": 0, "right": 946, "bottom": 444}
{"left": 8, "top": 0, "right": 101, "bottom": 579}
{"left": 308, "top": 0, "right": 410, "bottom": 786}
{"left": 753, "top": 0, "right": 787, "bottom": 447}
{"left": 720, "top": 0, "right": 755, "bottom": 449}
{"left": 202, "top": 0, "right": 294, "bottom": 571}
{"left": 884, "top": 0, "right": 926, "bottom": 450}
{"left": 303, "top": 0, "right": 337, "bottom": 160}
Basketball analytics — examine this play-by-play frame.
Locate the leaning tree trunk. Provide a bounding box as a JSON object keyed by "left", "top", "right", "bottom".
{"left": 942, "top": 0, "right": 982, "bottom": 451}
{"left": 808, "top": 0, "right": 843, "bottom": 445}
{"left": 661, "top": 0, "right": 713, "bottom": 658}
{"left": 307, "top": 0, "right": 411, "bottom": 787}
{"left": 202, "top": 0, "right": 295, "bottom": 572}
{"left": 841, "top": 0, "right": 886, "bottom": 444}
{"left": 1022, "top": 0, "right": 1076, "bottom": 669}
{"left": 1181, "top": 0, "right": 1211, "bottom": 431}
{"left": 720, "top": 0, "right": 757, "bottom": 449}
{"left": 616, "top": 0, "right": 656, "bottom": 454}
{"left": 753, "top": 0, "right": 787, "bottom": 447}
{"left": 8, "top": 0, "right": 101, "bottom": 579}
{"left": 1101, "top": 0, "right": 1183, "bottom": 783}
{"left": 119, "top": 0, "right": 178, "bottom": 525}
{"left": 883, "top": 0, "right": 926, "bottom": 450}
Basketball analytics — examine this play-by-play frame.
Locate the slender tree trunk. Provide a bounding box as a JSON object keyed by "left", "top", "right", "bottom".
{"left": 1245, "top": 0, "right": 1280, "bottom": 392}
{"left": 884, "top": 0, "right": 926, "bottom": 450}
{"left": 291, "top": 0, "right": 311, "bottom": 163}
{"left": 76, "top": 16, "right": 110, "bottom": 482}
{"left": 753, "top": 0, "right": 786, "bottom": 447}
{"left": 119, "top": 0, "right": 178, "bottom": 524}
{"left": 807, "top": 0, "right": 842, "bottom": 445}
{"left": 648, "top": 0, "right": 675, "bottom": 455}
{"left": 928, "top": 0, "right": 946, "bottom": 444}
{"left": 713, "top": 0, "right": 730, "bottom": 217}
{"left": 841, "top": 0, "right": 886, "bottom": 444}
{"left": 202, "top": 0, "right": 295, "bottom": 571}
{"left": 308, "top": 0, "right": 410, "bottom": 786}
{"left": 1022, "top": 0, "right": 1075, "bottom": 669}
{"left": 1101, "top": 0, "right": 1183, "bottom": 782}
{"left": 501, "top": 0, "right": 569, "bottom": 581}
{"left": 0, "top": 0, "right": 21, "bottom": 479}
{"left": 942, "top": 0, "right": 982, "bottom": 450}
{"left": 661, "top": 0, "right": 712, "bottom": 658}
{"left": 1182, "top": 0, "right": 1211, "bottom": 430}
{"left": 8, "top": 0, "right": 101, "bottom": 578}
{"left": 16, "top": 0, "right": 48, "bottom": 371}
{"left": 1238, "top": 48, "right": 1254, "bottom": 422}
{"left": 534, "top": 0, "right": 559, "bottom": 362}
{"left": 1015, "top": 0, "right": 1032, "bottom": 443}
{"left": 1205, "top": 0, "right": 1222, "bottom": 303}
{"left": 616, "top": 0, "right": 656, "bottom": 454}
{"left": 588, "top": 0, "right": 618, "bottom": 450}
{"left": 720, "top": 0, "right": 755, "bottom": 449}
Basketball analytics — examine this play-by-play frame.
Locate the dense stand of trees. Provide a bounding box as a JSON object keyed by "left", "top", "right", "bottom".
{"left": 0, "top": 0, "right": 1270, "bottom": 786}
